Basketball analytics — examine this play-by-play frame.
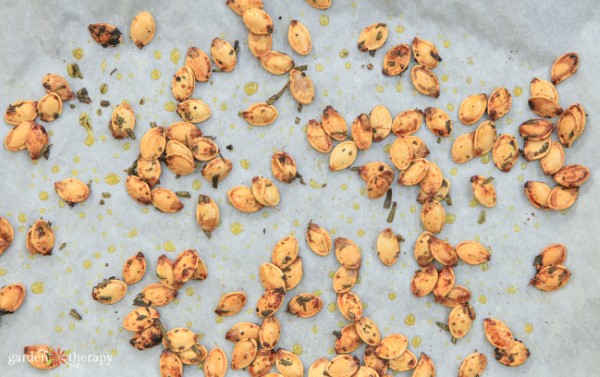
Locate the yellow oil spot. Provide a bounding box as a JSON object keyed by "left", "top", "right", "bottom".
{"left": 316, "top": 63, "right": 324, "bottom": 72}
{"left": 344, "top": 62, "right": 351, "bottom": 70}
{"left": 319, "top": 14, "right": 329, "bottom": 26}
{"left": 357, "top": 229, "right": 365, "bottom": 237}
{"left": 293, "top": 219, "right": 300, "bottom": 227}
{"left": 108, "top": 245, "right": 116, "bottom": 253}
{"left": 339, "top": 49, "right": 349, "bottom": 58}
{"left": 115, "top": 72, "right": 123, "bottom": 80}
{"left": 69, "top": 323, "right": 76, "bottom": 331}
{"left": 153, "top": 50, "right": 161, "bottom": 60}
{"left": 83, "top": 260, "right": 92, "bottom": 269}
{"left": 73, "top": 156, "right": 81, "bottom": 163}
{"left": 0, "top": 269, "right": 6, "bottom": 276}
{"left": 446, "top": 103, "right": 455, "bottom": 112}
{"left": 351, "top": 1, "right": 357, "bottom": 8}
{"left": 115, "top": 52, "right": 122, "bottom": 60}
{"left": 18, "top": 213, "right": 27, "bottom": 223}
{"left": 513, "top": 86, "right": 523, "bottom": 97}
{"left": 311, "top": 325, "right": 318, "bottom": 334}
{"left": 383, "top": 143, "right": 392, "bottom": 154}
{"left": 466, "top": 76, "right": 472, "bottom": 84}
{"left": 340, "top": 183, "right": 348, "bottom": 190}
{"left": 404, "top": 313, "right": 416, "bottom": 326}
{"left": 128, "top": 229, "right": 138, "bottom": 238}
{"left": 243, "top": 82, "right": 258, "bottom": 96}
{"left": 450, "top": 167, "right": 458, "bottom": 176}
{"left": 469, "top": 198, "right": 479, "bottom": 207}
{"left": 39, "top": 191, "right": 49, "bottom": 201}
{"left": 524, "top": 323, "right": 534, "bottom": 334}
{"left": 441, "top": 74, "right": 449, "bottom": 82}
{"left": 51, "top": 165, "right": 60, "bottom": 173}
{"left": 230, "top": 222, "right": 244, "bottom": 235}
{"left": 220, "top": 103, "right": 228, "bottom": 111}
{"left": 72, "top": 48, "right": 84, "bottom": 60}
{"left": 71, "top": 169, "right": 79, "bottom": 176}
{"left": 192, "top": 179, "right": 202, "bottom": 190}
{"left": 240, "top": 159, "right": 250, "bottom": 169}
{"left": 104, "top": 173, "right": 120, "bottom": 185}
{"left": 262, "top": 211, "right": 269, "bottom": 218}
{"left": 328, "top": 271, "right": 335, "bottom": 279}
{"left": 481, "top": 262, "right": 489, "bottom": 272}
{"left": 215, "top": 316, "right": 223, "bottom": 324}
{"left": 480, "top": 153, "right": 490, "bottom": 164}
{"left": 443, "top": 39, "right": 451, "bottom": 48}
{"left": 478, "top": 294, "right": 487, "bottom": 304}
{"left": 375, "top": 84, "right": 384, "bottom": 94}
{"left": 409, "top": 205, "right": 417, "bottom": 213}
{"left": 31, "top": 281, "right": 44, "bottom": 294}
{"left": 312, "top": 289, "right": 322, "bottom": 297}
{"left": 163, "top": 241, "right": 176, "bottom": 252}
{"left": 122, "top": 142, "right": 131, "bottom": 151}
{"left": 388, "top": 292, "right": 397, "bottom": 301}
{"left": 186, "top": 287, "right": 194, "bottom": 297}
{"left": 78, "top": 212, "right": 86, "bottom": 219}
{"left": 395, "top": 81, "right": 404, "bottom": 93}
{"left": 327, "top": 302, "right": 336, "bottom": 313}
{"left": 506, "top": 286, "right": 518, "bottom": 294}
{"left": 445, "top": 213, "right": 456, "bottom": 224}
{"left": 396, "top": 25, "right": 405, "bottom": 33}
{"left": 513, "top": 224, "right": 521, "bottom": 233}
{"left": 150, "top": 69, "right": 161, "bottom": 80}
{"left": 327, "top": 348, "right": 334, "bottom": 355}
{"left": 55, "top": 325, "right": 63, "bottom": 333}
{"left": 411, "top": 336, "right": 421, "bottom": 348}
{"left": 170, "top": 48, "right": 181, "bottom": 65}
{"left": 292, "top": 343, "right": 303, "bottom": 355}
{"left": 100, "top": 59, "right": 107, "bottom": 73}
{"left": 352, "top": 202, "right": 360, "bottom": 210}
{"left": 164, "top": 101, "right": 177, "bottom": 112}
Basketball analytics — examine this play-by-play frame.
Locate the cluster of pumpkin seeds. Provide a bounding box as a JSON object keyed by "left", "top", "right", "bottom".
{"left": 529, "top": 243, "right": 571, "bottom": 292}
{"left": 483, "top": 318, "right": 530, "bottom": 367}
{"left": 228, "top": 175, "right": 281, "bottom": 213}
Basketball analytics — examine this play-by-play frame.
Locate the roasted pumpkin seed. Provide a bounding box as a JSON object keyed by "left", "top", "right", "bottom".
{"left": 530, "top": 77, "right": 558, "bottom": 102}
{"left": 456, "top": 241, "right": 490, "bottom": 265}
{"left": 322, "top": 106, "right": 348, "bottom": 141}
{"left": 122, "top": 251, "right": 146, "bottom": 285}
{"left": 177, "top": 98, "right": 211, "bottom": 123}
{"left": 398, "top": 158, "right": 429, "bottom": 186}
{"left": 488, "top": 87, "right": 511, "bottom": 121}
{"left": 259, "top": 263, "right": 286, "bottom": 291}
{"left": 166, "top": 121, "right": 203, "bottom": 146}
{"left": 519, "top": 118, "right": 554, "bottom": 141}
{"left": 410, "top": 264, "right": 438, "bottom": 297}
{"left": 178, "top": 344, "right": 208, "bottom": 365}
{"left": 483, "top": 318, "right": 514, "bottom": 349}
{"left": 136, "top": 158, "right": 161, "bottom": 188}
{"left": 470, "top": 175, "right": 497, "bottom": 207}
{"left": 191, "top": 256, "right": 209, "bottom": 280}
{"left": 226, "top": 0, "right": 264, "bottom": 15}
{"left": 27, "top": 219, "right": 54, "bottom": 255}
{"left": 334, "top": 237, "right": 362, "bottom": 269}
{"left": 242, "top": 102, "right": 279, "bottom": 126}
{"left": 140, "top": 126, "right": 166, "bottom": 160}
{"left": 243, "top": 8, "right": 273, "bottom": 34}
{"left": 232, "top": 338, "right": 258, "bottom": 370}
{"left": 355, "top": 317, "right": 381, "bottom": 346}
{"left": 337, "top": 291, "right": 363, "bottom": 321}
{"left": 330, "top": 141, "right": 358, "bottom": 171}
{"left": 88, "top": 23, "right": 122, "bottom": 47}
{"left": 306, "top": 221, "right": 332, "bottom": 256}
{"left": 420, "top": 199, "right": 445, "bottom": 234}
{"left": 288, "top": 20, "right": 312, "bottom": 55}
{"left": 376, "top": 228, "right": 401, "bottom": 266}
{"left": 4, "top": 120, "right": 34, "bottom": 152}
{"left": 259, "top": 316, "right": 281, "bottom": 350}
{"left": 42, "top": 74, "right": 74, "bottom": 100}
{"left": 186, "top": 47, "right": 211, "bottom": 82}
{"left": 54, "top": 177, "right": 90, "bottom": 203}
{"left": 211, "top": 37, "right": 237, "bottom": 72}
{"left": 529, "top": 95, "right": 565, "bottom": 119}
{"left": 492, "top": 134, "right": 519, "bottom": 172}
{"left": 547, "top": 185, "right": 578, "bottom": 210}
{"left": 256, "top": 288, "right": 286, "bottom": 318}
{"left": 420, "top": 160, "right": 443, "bottom": 195}
{"left": 226, "top": 322, "right": 260, "bottom": 343}
{"left": 123, "top": 307, "right": 160, "bottom": 332}
{"left": 228, "top": 186, "right": 264, "bottom": 213}
{"left": 4, "top": 100, "right": 37, "bottom": 125}
{"left": 552, "top": 164, "right": 590, "bottom": 187}
{"left": 126, "top": 175, "right": 152, "bottom": 205}
{"left": 369, "top": 105, "right": 392, "bottom": 142}
{"left": 287, "top": 293, "right": 323, "bottom": 318}
{"left": 363, "top": 347, "right": 388, "bottom": 375}
{"left": 430, "top": 237, "right": 458, "bottom": 267}
{"left": 388, "top": 349, "right": 417, "bottom": 372}
{"left": 260, "top": 51, "right": 295, "bottom": 75}
{"left": 306, "top": 0, "right": 331, "bottom": 9}
{"left": 135, "top": 283, "right": 178, "bottom": 307}
{"left": 357, "top": 23, "right": 388, "bottom": 52}
{"left": 289, "top": 69, "right": 314, "bottom": 104}
{"left": 25, "top": 123, "right": 49, "bottom": 160}
{"left": 326, "top": 355, "right": 360, "bottom": 377}
{"left": 392, "top": 109, "right": 423, "bottom": 136}
{"left": 412, "top": 354, "right": 436, "bottom": 377}
{"left": 160, "top": 349, "right": 183, "bottom": 377}
{"left": 172, "top": 65, "right": 196, "bottom": 102}
{"left": 382, "top": 44, "right": 411, "bottom": 76}
{"left": 524, "top": 181, "right": 552, "bottom": 209}
{"left": 435, "top": 285, "right": 471, "bottom": 308}
{"left": 531, "top": 264, "right": 571, "bottom": 291}
{"left": 271, "top": 235, "right": 299, "bottom": 269}
{"left": 351, "top": 113, "right": 372, "bottom": 150}
{"left": 130, "top": 11, "right": 155, "bottom": 48}
{"left": 432, "top": 266, "right": 454, "bottom": 297}
{"left": 411, "top": 65, "right": 440, "bottom": 98}
{"left": 332, "top": 266, "right": 359, "bottom": 294}
{"left": 166, "top": 139, "right": 193, "bottom": 160}
{"left": 335, "top": 324, "right": 362, "bottom": 354}
{"left": 534, "top": 243, "right": 567, "bottom": 271}
{"left": 0, "top": 283, "right": 25, "bottom": 314}
{"left": 424, "top": 107, "right": 452, "bottom": 137}
{"left": 459, "top": 93, "right": 487, "bottom": 125}
{"left": 374, "top": 334, "right": 408, "bottom": 360}
{"left": 551, "top": 52, "right": 579, "bottom": 85}
{"left": 130, "top": 324, "right": 162, "bottom": 349}
{"left": 189, "top": 137, "right": 218, "bottom": 161}
{"left": 452, "top": 132, "right": 476, "bottom": 164}
{"left": 448, "top": 303, "right": 476, "bottom": 339}
{"left": 540, "top": 141, "right": 564, "bottom": 176}
{"left": 306, "top": 119, "right": 332, "bottom": 153}
{"left": 389, "top": 136, "right": 414, "bottom": 170}
{"left": 156, "top": 254, "right": 179, "bottom": 290}
{"left": 494, "top": 339, "right": 530, "bottom": 367}
{"left": 412, "top": 37, "right": 442, "bottom": 68}
{"left": 276, "top": 348, "right": 304, "bottom": 377}
{"left": 152, "top": 188, "right": 184, "bottom": 213}
{"left": 204, "top": 347, "right": 228, "bottom": 377}
{"left": 24, "top": 345, "right": 59, "bottom": 369}
{"left": 110, "top": 103, "right": 135, "bottom": 139}
{"left": 173, "top": 249, "right": 199, "bottom": 284}
{"left": 458, "top": 352, "right": 487, "bottom": 377}
{"left": 92, "top": 278, "right": 128, "bottom": 305}
{"left": 202, "top": 157, "right": 233, "bottom": 185}
{"left": 249, "top": 349, "right": 275, "bottom": 377}
{"left": 414, "top": 231, "right": 435, "bottom": 267}
{"left": 248, "top": 32, "right": 273, "bottom": 57}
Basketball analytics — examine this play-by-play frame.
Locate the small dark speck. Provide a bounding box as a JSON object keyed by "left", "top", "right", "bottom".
{"left": 278, "top": 16, "right": 282, "bottom": 20}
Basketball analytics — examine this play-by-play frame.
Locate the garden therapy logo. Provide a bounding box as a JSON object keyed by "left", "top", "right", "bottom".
{"left": 8, "top": 346, "right": 113, "bottom": 368}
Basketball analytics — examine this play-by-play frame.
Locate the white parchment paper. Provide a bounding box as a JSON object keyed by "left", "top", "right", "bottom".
{"left": 0, "top": 1, "right": 599, "bottom": 376}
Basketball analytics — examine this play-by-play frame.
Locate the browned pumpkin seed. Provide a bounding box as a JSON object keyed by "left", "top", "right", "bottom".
{"left": 471, "top": 175, "right": 497, "bottom": 207}
{"left": 228, "top": 186, "right": 264, "bottom": 213}
{"left": 388, "top": 349, "right": 417, "bottom": 372}
{"left": 494, "top": 339, "right": 530, "bottom": 367}
{"left": 488, "top": 87, "right": 512, "bottom": 121}
{"left": 259, "top": 263, "right": 286, "bottom": 291}
{"left": 25, "top": 123, "right": 49, "bottom": 160}
{"left": 456, "top": 241, "right": 490, "bottom": 265}
{"left": 448, "top": 303, "right": 476, "bottom": 339}
{"left": 412, "top": 353, "right": 436, "bottom": 377}
{"left": 524, "top": 181, "right": 552, "bottom": 209}
{"left": 4, "top": 100, "right": 38, "bottom": 125}
{"left": 552, "top": 164, "right": 590, "bottom": 187}
{"left": 355, "top": 317, "right": 381, "bottom": 346}
{"left": 432, "top": 266, "right": 454, "bottom": 297}
{"left": 122, "top": 306, "right": 160, "bottom": 332}
{"left": 459, "top": 93, "right": 487, "bottom": 125}
{"left": 242, "top": 102, "right": 279, "bottom": 126}
{"left": 398, "top": 158, "right": 428, "bottom": 186}
{"left": 165, "top": 153, "right": 195, "bottom": 176}
{"left": 249, "top": 349, "right": 275, "bottom": 377}
{"left": 256, "top": 288, "right": 286, "bottom": 318}
{"left": 88, "top": 23, "right": 122, "bottom": 47}
{"left": 414, "top": 231, "right": 435, "bottom": 267}
{"left": 429, "top": 237, "right": 458, "bottom": 266}
{"left": 126, "top": 175, "right": 152, "bottom": 205}
{"left": 276, "top": 348, "right": 304, "bottom": 377}
{"left": 363, "top": 347, "right": 388, "bottom": 375}
{"left": 420, "top": 160, "right": 443, "bottom": 195}
{"left": 172, "top": 65, "right": 196, "bottom": 102}
{"left": 24, "top": 345, "right": 60, "bottom": 369}
{"left": 42, "top": 74, "right": 75, "bottom": 100}
{"left": 191, "top": 256, "right": 209, "bottom": 280}
{"left": 473, "top": 120, "right": 497, "bottom": 156}
{"left": 337, "top": 291, "right": 363, "bottom": 321}
{"left": 272, "top": 151, "right": 298, "bottom": 183}
{"left": 92, "top": 278, "right": 128, "bottom": 305}
{"left": 177, "top": 343, "right": 208, "bottom": 365}
{"left": 123, "top": 251, "right": 146, "bottom": 285}
{"left": 135, "top": 283, "right": 178, "bottom": 307}
{"left": 177, "top": 98, "right": 211, "bottom": 123}
{"left": 130, "top": 324, "right": 162, "bottom": 350}
{"left": 452, "top": 132, "right": 476, "bottom": 164}
{"left": 392, "top": 109, "right": 423, "bottom": 136}
{"left": 226, "top": 0, "right": 264, "bottom": 15}
{"left": 540, "top": 141, "right": 565, "bottom": 175}
{"left": 189, "top": 137, "right": 219, "bottom": 161}
{"left": 534, "top": 243, "right": 567, "bottom": 271}
{"left": 411, "top": 65, "right": 440, "bottom": 98}
{"left": 551, "top": 52, "right": 579, "bottom": 85}
{"left": 151, "top": 188, "right": 184, "bottom": 213}
{"left": 332, "top": 266, "right": 359, "bottom": 294}
{"left": 136, "top": 158, "right": 161, "bottom": 188}
{"left": 306, "top": 221, "right": 332, "bottom": 256}
{"left": 204, "top": 347, "right": 228, "bottom": 377}
{"left": 232, "top": 338, "right": 258, "bottom": 370}
{"left": 306, "top": 0, "right": 331, "bottom": 9}
{"left": 410, "top": 264, "right": 438, "bottom": 297}
{"left": 173, "top": 249, "right": 199, "bottom": 284}
{"left": 528, "top": 96, "right": 563, "bottom": 118}
{"left": 166, "top": 139, "right": 193, "bottom": 160}
{"left": 306, "top": 119, "right": 332, "bottom": 153}
{"left": 412, "top": 37, "right": 442, "bottom": 68}
{"left": 186, "top": 47, "right": 211, "bottom": 82}
{"left": 335, "top": 323, "right": 362, "bottom": 354}
{"left": 435, "top": 285, "right": 472, "bottom": 308}
{"left": 334, "top": 237, "right": 361, "bottom": 269}
{"left": 424, "top": 107, "right": 452, "bottom": 137}
{"left": 530, "top": 264, "right": 571, "bottom": 291}
{"left": 357, "top": 23, "right": 388, "bottom": 52}
{"left": 547, "top": 185, "right": 578, "bottom": 210}
{"left": 374, "top": 334, "right": 408, "bottom": 360}
{"left": 519, "top": 118, "right": 554, "bottom": 141}
{"left": 382, "top": 44, "right": 411, "bottom": 76}
{"left": 27, "top": 219, "right": 55, "bottom": 255}
{"left": 164, "top": 328, "right": 198, "bottom": 352}
{"left": 202, "top": 156, "right": 233, "bottom": 186}
{"left": 226, "top": 322, "right": 260, "bottom": 343}
{"left": 492, "top": 134, "right": 520, "bottom": 172}
{"left": 0, "top": 283, "right": 26, "bottom": 314}
{"left": 458, "top": 352, "right": 487, "bottom": 377}
{"left": 289, "top": 69, "right": 314, "bottom": 104}
{"left": 54, "top": 177, "right": 90, "bottom": 203}
{"left": 156, "top": 254, "right": 180, "bottom": 290}
{"left": 259, "top": 316, "right": 281, "bottom": 350}
{"left": 287, "top": 293, "right": 323, "bottom": 318}
{"left": 420, "top": 199, "right": 445, "bottom": 234}
{"left": 483, "top": 318, "right": 514, "bottom": 349}
{"left": 370, "top": 105, "right": 392, "bottom": 142}
{"left": 211, "top": 38, "right": 237, "bottom": 72}
{"left": 530, "top": 77, "right": 559, "bottom": 102}
{"left": 243, "top": 8, "right": 273, "bottom": 34}
{"left": 322, "top": 105, "right": 348, "bottom": 141}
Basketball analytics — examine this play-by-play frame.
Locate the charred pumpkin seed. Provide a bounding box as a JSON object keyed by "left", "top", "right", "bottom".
{"left": 130, "top": 324, "right": 162, "bottom": 349}
{"left": 88, "top": 23, "right": 122, "bottom": 47}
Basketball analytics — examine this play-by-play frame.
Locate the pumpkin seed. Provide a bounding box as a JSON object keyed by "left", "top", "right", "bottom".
{"left": 156, "top": 254, "right": 180, "bottom": 290}
{"left": 326, "top": 355, "right": 360, "bottom": 377}
{"left": 249, "top": 349, "right": 275, "bottom": 377}
{"left": 166, "top": 121, "right": 203, "bottom": 146}
{"left": 330, "top": 141, "right": 358, "bottom": 171}
{"left": 166, "top": 140, "right": 194, "bottom": 161}
{"left": 4, "top": 100, "right": 37, "bottom": 125}
{"left": 350, "top": 113, "right": 372, "bottom": 150}
{"left": 531, "top": 264, "right": 571, "bottom": 291}
{"left": 42, "top": 74, "right": 74, "bottom": 100}
{"left": 259, "top": 263, "right": 286, "bottom": 291}
{"left": 374, "top": 334, "right": 408, "bottom": 360}
{"left": 420, "top": 161, "right": 443, "bottom": 195}
{"left": 355, "top": 317, "right": 381, "bottom": 346}
{"left": 528, "top": 96, "right": 563, "bottom": 118}
{"left": 470, "top": 175, "right": 497, "bottom": 207}
{"left": 126, "top": 175, "right": 152, "bottom": 205}
{"left": 241, "top": 102, "right": 279, "bottom": 126}
{"left": 388, "top": 349, "right": 417, "bottom": 372}
{"left": 204, "top": 347, "right": 228, "bottom": 377}
{"left": 130, "top": 11, "right": 155, "bottom": 49}
{"left": 129, "top": 324, "right": 162, "bottom": 349}
{"left": 26, "top": 123, "right": 49, "bottom": 160}
{"left": 306, "top": 221, "right": 332, "bottom": 256}
{"left": 534, "top": 243, "right": 567, "bottom": 271}
{"left": 389, "top": 136, "right": 414, "bottom": 170}
{"left": 494, "top": 339, "right": 530, "bottom": 367}
{"left": 432, "top": 266, "right": 454, "bottom": 297}
{"left": 337, "top": 291, "right": 363, "bottom": 321}
{"left": 382, "top": 44, "right": 411, "bottom": 76}
{"left": 368, "top": 105, "right": 392, "bottom": 142}
{"left": 88, "top": 23, "right": 122, "bottom": 47}
{"left": 557, "top": 107, "right": 579, "bottom": 147}
{"left": 458, "top": 352, "right": 487, "bottom": 377}
{"left": 289, "top": 69, "right": 315, "bottom": 104}
{"left": 288, "top": 20, "right": 312, "bottom": 55}
{"left": 287, "top": 293, "right": 323, "bottom": 318}
{"left": 250, "top": 176, "right": 280, "bottom": 207}
{"left": 376, "top": 228, "right": 401, "bottom": 266}
{"left": 186, "top": 47, "right": 212, "bottom": 82}
{"left": 435, "top": 285, "right": 471, "bottom": 308}
{"left": 232, "top": 338, "right": 258, "bottom": 370}
{"left": 271, "top": 235, "right": 298, "bottom": 269}
{"left": 140, "top": 126, "right": 166, "bottom": 161}
{"left": 177, "top": 343, "right": 208, "bottom": 365}
{"left": 228, "top": 186, "right": 264, "bottom": 213}
{"left": 248, "top": 32, "right": 273, "bottom": 57}
{"left": 177, "top": 98, "right": 211, "bottom": 123}
{"left": 202, "top": 157, "right": 233, "bottom": 185}
{"left": 255, "top": 288, "right": 286, "bottom": 318}
{"left": 27, "top": 219, "right": 54, "bottom": 255}
{"left": 552, "top": 164, "right": 590, "bottom": 187}
{"left": 398, "top": 158, "right": 429, "bottom": 186}
{"left": 539, "top": 141, "right": 564, "bottom": 176}
{"left": 473, "top": 120, "right": 496, "bottom": 156}
{"left": 191, "top": 256, "right": 209, "bottom": 280}
{"left": 547, "top": 185, "right": 578, "bottom": 210}
{"left": 429, "top": 237, "right": 458, "bottom": 266}
{"left": 332, "top": 266, "right": 359, "bottom": 294}
{"left": 483, "top": 318, "right": 514, "bottom": 349}
{"left": 523, "top": 137, "right": 552, "bottom": 161}
{"left": 410, "top": 264, "right": 438, "bottom": 297}
{"left": 152, "top": 188, "right": 184, "bottom": 213}
{"left": 211, "top": 37, "right": 237, "bottom": 72}
{"left": 136, "top": 158, "right": 161, "bottom": 188}
{"left": 276, "top": 348, "right": 304, "bottom": 377}
{"left": 54, "top": 177, "right": 90, "bottom": 203}
{"left": 226, "top": 0, "right": 264, "bottom": 15}
{"left": 357, "top": 23, "right": 388, "bottom": 52}
{"left": 456, "top": 241, "right": 490, "bottom": 265}
{"left": 420, "top": 199, "right": 445, "bottom": 234}
{"left": 243, "top": 8, "right": 273, "bottom": 34}
{"left": 173, "top": 249, "right": 199, "bottom": 284}
{"left": 110, "top": 103, "right": 136, "bottom": 139}
{"left": 492, "top": 134, "right": 519, "bottom": 172}
{"left": 0, "top": 283, "right": 26, "bottom": 314}
{"left": 448, "top": 303, "right": 476, "bottom": 339}
{"left": 412, "top": 37, "right": 442, "bottom": 68}
{"left": 322, "top": 106, "right": 348, "bottom": 141}
{"left": 164, "top": 328, "right": 198, "bottom": 353}
{"left": 92, "top": 277, "right": 128, "bottom": 305}
{"left": 306, "top": 119, "right": 332, "bottom": 153}
{"left": 392, "top": 109, "right": 423, "bottom": 136}
{"left": 334, "top": 237, "right": 362, "bottom": 269}
{"left": 451, "top": 132, "right": 476, "bottom": 164}
{"left": 134, "top": 283, "right": 178, "bottom": 307}
{"left": 411, "top": 65, "right": 440, "bottom": 98}
{"left": 551, "top": 52, "right": 579, "bottom": 85}
{"left": 335, "top": 323, "right": 362, "bottom": 354}
{"left": 259, "top": 316, "right": 281, "bottom": 350}
{"left": 524, "top": 181, "right": 552, "bottom": 209}
{"left": 226, "top": 322, "right": 260, "bottom": 343}
{"left": 488, "top": 87, "right": 512, "bottom": 120}
{"left": 424, "top": 107, "right": 452, "bottom": 137}
{"left": 282, "top": 258, "right": 302, "bottom": 292}
{"left": 519, "top": 118, "right": 554, "bottom": 141}
{"left": 356, "top": 161, "right": 393, "bottom": 182}
{"left": 306, "top": 0, "right": 331, "bottom": 9}
{"left": 260, "top": 51, "right": 295, "bottom": 75}
{"left": 530, "top": 77, "right": 559, "bottom": 102}
{"left": 122, "top": 251, "right": 146, "bottom": 285}
{"left": 363, "top": 346, "right": 388, "bottom": 375}
{"left": 459, "top": 93, "right": 487, "bottom": 125}
{"left": 188, "top": 137, "right": 218, "bottom": 161}
{"left": 171, "top": 65, "right": 196, "bottom": 102}
{"left": 412, "top": 354, "right": 436, "bottom": 377}
{"left": 414, "top": 231, "right": 435, "bottom": 267}
{"left": 3, "top": 120, "right": 34, "bottom": 152}
{"left": 24, "top": 345, "right": 59, "bottom": 369}
{"left": 123, "top": 307, "right": 160, "bottom": 332}
{"left": 0, "top": 217, "right": 14, "bottom": 255}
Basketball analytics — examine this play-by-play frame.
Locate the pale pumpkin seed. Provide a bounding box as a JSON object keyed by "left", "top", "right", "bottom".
{"left": 260, "top": 51, "right": 295, "bottom": 75}
{"left": 54, "top": 177, "right": 90, "bottom": 203}
{"left": 92, "top": 278, "right": 128, "bottom": 305}
{"left": 242, "top": 102, "right": 279, "bottom": 126}
{"left": 211, "top": 38, "right": 237, "bottom": 72}
{"left": 456, "top": 241, "right": 490, "bottom": 265}
{"left": 130, "top": 11, "right": 155, "bottom": 49}
{"left": 420, "top": 160, "right": 443, "bottom": 195}
{"left": 289, "top": 69, "right": 314, "bottom": 104}
{"left": 330, "top": 141, "right": 358, "bottom": 171}
{"left": 488, "top": 87, "right": 512, "bottom": 120}
{"left": 156, "top": 254, "right": 180, "bottom": 290}
{"left": 547, "top": 185, "right": 578, "bottom": 210}
{"left": 369, "top": 105, "right": 392, "bottom": 142}
{"left": 376, "top": 228, "right": 401, "bottom": 266}
{"left": 228, "top": 186, "right": 264, "bottom": 213}
{"left": 4, "top": 120, "right": 34, "bottom": 152}
{"left": 166, "top": 139, "right": 194, "bottom": 160}
{"left": 530, "top": 77, "right": 559, "bottom": 102}
{"left": 276, "top": 348, "right": 304, "bottom": 377}
{"left": 551, "top": 52, "right": 578, "bottom": 85}
{"left": 177, "top": 98, "right": 211, "bottom": 123}
{"left": 248, "top": 32, "right": 273, "bottom": 57}
{"left": 389, "top": 136, "right": 414, "bottom": 170}
{"left": 326, "top": 355, "right": 360, "bottom": 377}
{"left": 451, "top": 131, "right": 475, "bottom": 164}
{"left": 288, "top": 20, "right": 312, "bottom": 55}
{"left": 151, "top": 188, "right": 184, "bottom": 213}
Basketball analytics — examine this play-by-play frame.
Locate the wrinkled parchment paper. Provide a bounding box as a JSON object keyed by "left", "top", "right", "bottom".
{"left": 1, "top": 1, "right": 599, "bottom": 376}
